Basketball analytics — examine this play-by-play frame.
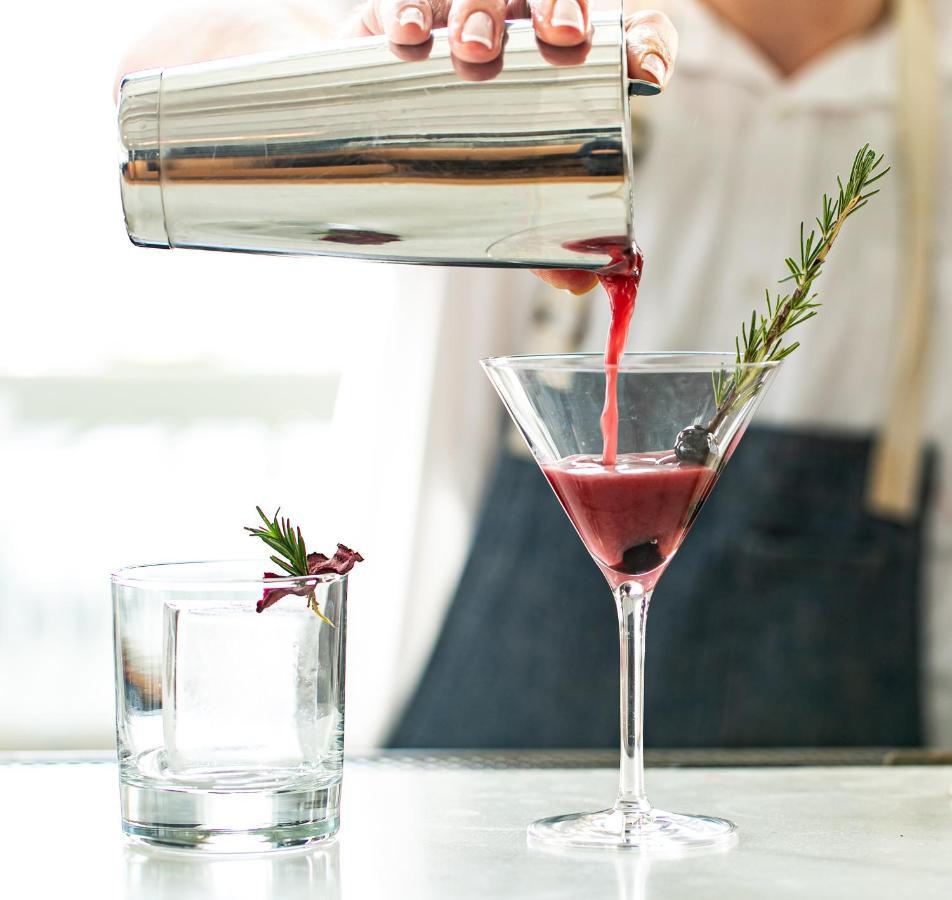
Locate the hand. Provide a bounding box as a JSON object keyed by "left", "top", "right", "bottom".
{"left": 346, "top": 2, "right": 675, "bottom": 82}
{"left": 345, "top": 2, "right": 678, "bottom": 294}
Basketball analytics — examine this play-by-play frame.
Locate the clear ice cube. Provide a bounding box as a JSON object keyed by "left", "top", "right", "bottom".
{"left": 162, "top": 599, "right": 339, "bottom": 773}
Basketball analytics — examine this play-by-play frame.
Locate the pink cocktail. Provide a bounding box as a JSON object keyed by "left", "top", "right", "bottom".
{"left": 544, "top": 453, "right": 715, "bottom": 591}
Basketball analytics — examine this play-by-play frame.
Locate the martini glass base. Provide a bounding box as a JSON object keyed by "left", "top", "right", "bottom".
{"left": 527, "top": 806, "right": 737, "bottom": 852}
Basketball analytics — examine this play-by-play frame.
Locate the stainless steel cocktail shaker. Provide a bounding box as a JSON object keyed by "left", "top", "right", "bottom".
{"left": 118, "top": 13, "right": 634, "bottom": 271}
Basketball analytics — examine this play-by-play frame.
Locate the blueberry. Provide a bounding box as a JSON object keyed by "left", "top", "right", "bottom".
{"left": 619, "top": 541, "right": 665, "bottom": 575}
{"left": 675, "top": 425, "right": 715, "bottom": 464}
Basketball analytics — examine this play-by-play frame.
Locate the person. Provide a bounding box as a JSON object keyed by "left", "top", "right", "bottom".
{"left": 120, "top": 0, "right": 952, "bottom": 749}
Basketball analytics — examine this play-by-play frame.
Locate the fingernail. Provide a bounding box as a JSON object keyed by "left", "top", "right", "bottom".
{"left": 640, "top": 51, "right": 667, "bottom": 87}
{"left": 398, "top": 6, "right": 426, "bottom": 30}
{"left": 551, "top": 0, "right": 586, "bottom": 32}
{"left": 461, "top": 11, "right": 495, "bottom": 49}
{"left": 628, "top": 79, "right": 661, "bottom": 96}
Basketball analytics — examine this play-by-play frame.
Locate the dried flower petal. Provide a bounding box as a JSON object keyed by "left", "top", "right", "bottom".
{"left": 256, "top": 546, "right": 364, "bottom": 614}
{"left": 256, "top": 573, "right": 303, "bottom": 613}
{"left": 308, "top": 544, "right": 364, "bottom": 576}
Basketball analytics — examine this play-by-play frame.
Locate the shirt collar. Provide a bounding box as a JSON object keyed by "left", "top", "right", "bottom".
{"left": 668, "top": 0, "right": 904, "bottom": 111}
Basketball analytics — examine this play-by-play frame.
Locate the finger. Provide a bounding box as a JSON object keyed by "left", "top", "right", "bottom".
{"left": 451, "top": 42, "right": 505, "bottom": 81}
{"left": 347, "top": 1, "right": 381, "bottom": 36}
{"left": 625, "top": 10, "right": 678, "bottom": 90}
{"left": 448, "top": 0, "right": 508, "bottom": 64}
{"left": 531, "top": 0, "right": 590, "bottom": 48}
{"left": 532, "top": 269, "right": 600, "bottom": 295}
{"left": 377, "top": 0, "right": 435, "bottom": 45}
{"left": 388, "top": 35, "right": 436, "bottom": 62}
{"left": 535, "top": 33, "right": 591, "bottom": 68}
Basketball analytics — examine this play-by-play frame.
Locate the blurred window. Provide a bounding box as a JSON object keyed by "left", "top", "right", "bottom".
{"left": 0, "top": 0, "right": 374, "bottom": 749}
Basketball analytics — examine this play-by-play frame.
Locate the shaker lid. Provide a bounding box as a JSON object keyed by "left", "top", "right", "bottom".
{"left": 118, "top": 69, "right": 170, "bottom": 249}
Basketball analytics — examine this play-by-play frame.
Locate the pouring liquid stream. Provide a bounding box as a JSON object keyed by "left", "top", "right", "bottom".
{"left": 561, "top": 237, "right": 645, "bottom": 465}
{"left": 598, "top": 250, "right": 643, "bottom": 465}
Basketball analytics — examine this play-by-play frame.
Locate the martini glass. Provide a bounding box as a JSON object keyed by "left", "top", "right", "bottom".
{"left": 481, "top": 352, "right": 779, "bottom": 851}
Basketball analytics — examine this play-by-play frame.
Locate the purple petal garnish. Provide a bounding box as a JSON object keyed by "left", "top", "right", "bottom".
{"left": 308, "top": 544, "right": 364, "bottom": 576}
{"left": 257, "top": 546, "right": 364, "bottom": 613}
{"left": 257, "top": 573, "right": 301, "bottom": 613}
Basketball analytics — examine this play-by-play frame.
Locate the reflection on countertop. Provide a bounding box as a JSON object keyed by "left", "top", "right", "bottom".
{"left": 124, "top": 841, "right": 340, "bottom": 900}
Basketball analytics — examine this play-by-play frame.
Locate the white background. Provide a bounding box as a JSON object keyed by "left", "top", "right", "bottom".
{"left": 0, "top": 0, "right": 430, "bottom": 749}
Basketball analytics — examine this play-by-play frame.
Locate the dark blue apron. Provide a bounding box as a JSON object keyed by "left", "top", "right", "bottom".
{"left": 389, "top": 426, "right": 934, "bottom": 749}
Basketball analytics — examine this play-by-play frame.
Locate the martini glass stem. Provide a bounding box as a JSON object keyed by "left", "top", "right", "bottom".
{"left": 615, "top": 582, "right": 652, "bottom": 813}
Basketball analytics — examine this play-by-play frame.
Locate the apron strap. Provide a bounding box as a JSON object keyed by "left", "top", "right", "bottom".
{"left": 866, "top": 0, "right": 940, "bottom": 520}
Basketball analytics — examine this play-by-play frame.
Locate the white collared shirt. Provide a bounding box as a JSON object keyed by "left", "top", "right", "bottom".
{"left": 578, "top": 0, "right": 952, "bottom": 742}
{"left": 355, "top": 0, "right": 952, "bottom": 748}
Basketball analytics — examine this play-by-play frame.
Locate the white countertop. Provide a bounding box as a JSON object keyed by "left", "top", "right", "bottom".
{"left": 2, "top": 758, "right": 951, "bottom": 898}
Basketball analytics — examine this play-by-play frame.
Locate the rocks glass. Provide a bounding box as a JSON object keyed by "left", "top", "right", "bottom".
{"left": 112, "top": 561, "right": 347, "bottom": 852}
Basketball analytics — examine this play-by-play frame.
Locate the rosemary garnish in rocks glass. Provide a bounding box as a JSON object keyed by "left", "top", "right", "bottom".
{"left": 245, "top": 506, "right": 363, "bottom": 623}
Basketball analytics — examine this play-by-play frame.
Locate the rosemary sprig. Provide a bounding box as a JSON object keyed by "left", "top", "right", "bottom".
{"left": 245, "top": 506, "right": 310, "bottom": 577}
{"left": 709, "top": 145, "right": 889, "bottom": 431}
{"left": 245, "top": 506, "right": 331, "bottom": 623}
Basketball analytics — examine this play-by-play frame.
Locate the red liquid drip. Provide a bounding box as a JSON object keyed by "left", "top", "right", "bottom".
{"left": 543, "top": 453, "right": 715, "bottom": 591}
{"left": 562, "top": 237, "right": 645, "bottom": 465}
{"left": 598, "top": 256, "right": 643, "bottom": 465}
{"left": 565, "top": 237, "right": 644, "bottom": 466}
